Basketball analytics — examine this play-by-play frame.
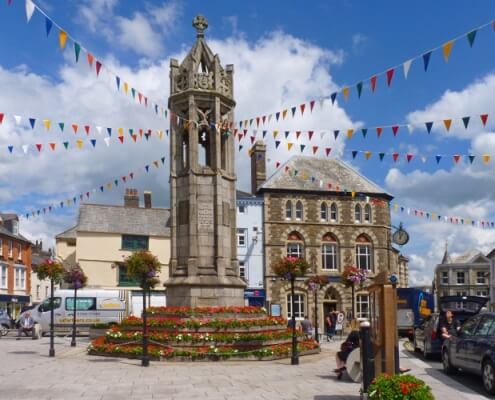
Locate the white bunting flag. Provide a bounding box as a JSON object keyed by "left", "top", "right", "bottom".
{"left": 407, "top": 124, "right": 414, "bottom": 134}
{"left": 14, "top": 115, "right": 22, "bottom": 125}
{"left": 103, "top": 137, "right": 111, "bottom": 147}
{"left": 95, "top": 126, "right": 103, "bottom": 135}
{"left": 403, "top": 59, "right": 413, "bottom": 80}
{"left": 25, "top": 0, "right": 36, "bottom": 22}
{"left": 22, "top": 144, "right": 29, "bottom": 154}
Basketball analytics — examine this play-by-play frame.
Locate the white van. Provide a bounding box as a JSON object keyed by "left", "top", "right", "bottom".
{"left": 30, "top": 289, "right": 127, "bottom": 334}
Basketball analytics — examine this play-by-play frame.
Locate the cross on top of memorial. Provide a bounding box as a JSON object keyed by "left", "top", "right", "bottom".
{"left": 193, "top": 15, "right": 208, "bottom": 38}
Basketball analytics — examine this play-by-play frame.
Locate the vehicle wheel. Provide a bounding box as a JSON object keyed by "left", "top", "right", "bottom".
{"left": 442, "top": 348, "right": 456, "bottom": 374}
{"left": 423, "top": 341, "right": 430, "bottom": 359}
{"left": 483, "top": 360, "right": 495, "bottom": 394}
{"left": 0, "top": 324, "right": 8, "bottom": 336}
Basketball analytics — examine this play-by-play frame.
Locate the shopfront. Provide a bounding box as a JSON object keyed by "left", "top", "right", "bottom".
{"left": 0, "top": 294, "right": 31, "bottom": 319}
{"left": 244, "top": 289, "right": 266, "bottom": 307}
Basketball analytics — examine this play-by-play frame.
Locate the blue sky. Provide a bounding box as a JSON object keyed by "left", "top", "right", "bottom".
{"left": 1, "top": 0, "right": 495, "bottom": 285}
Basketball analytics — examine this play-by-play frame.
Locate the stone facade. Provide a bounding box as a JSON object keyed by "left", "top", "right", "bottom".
{"left": 165, "top": 15, "right": 245, "bottom": 307}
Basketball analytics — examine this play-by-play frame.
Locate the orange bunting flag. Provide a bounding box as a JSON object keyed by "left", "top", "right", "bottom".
{"left": 443, "top": 119, "right": 452, "bottom": 132}
{"left": 288, "top": 142, "right": 294, "bottom": 151}
{"left": 370, "top": 76, "right": 377, "bottom": 93}
{"left": 392, "top": 152, "right": 399, "bottom": 162}
{"left": 364, "top": 151, "right": 372, "bottom": 160}
{"left": 376, "top": 127, "right": 383, "bottom": 137}
{"left": 282, "top": 109, "right": 288, "bottom": 119}
{"left": 59, "top": 30, "right": 68, "bottom": 50}
{"left": 296, "top": 131, "right": 301, "bottom": 140}
{"left": 43, "top": 119, "right": 51, "bottom": 131}
{"left": 76, "top": 139, "right": 84, "bottom": 149}
{"left": 118, "top": 136, "right": 124, "bottom": 144}
{"left": 453, "top": 154, "right": 461, "bottom": 164}
{"left": 300, "top": 104, "right": 306, "bottom": 115}
{"left": 87, "top": 53, "right": 94, "bottom": 68}
{"left": 483, "top": 154, "right": 491, "bottom": 164}
{"left": 347, "top": 129, "right": 353, "bottom": 138}
{"left": 72, "top": 124, "right": 78, "bottom": 134}
{"left": 49, "top": 143, "right": 56, "bottom": 151}
{"left": 442, "top": 41, "right": 454, "bottom": 62}
{"left": 312, "top": 146, "right": 318, "bottom": 154}
{"left": 342, "top": 87, "right": 350, "bottom": 101}
{"left": 132, "top": 134, "right": 137, "bottom": 142}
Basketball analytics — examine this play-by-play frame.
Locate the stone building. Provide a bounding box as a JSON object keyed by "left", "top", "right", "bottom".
{"left": 250, "top": 142, "right": 405, "bottom": 331}
{"left": 434, "top": 247, "right": 490, "bottom": 308}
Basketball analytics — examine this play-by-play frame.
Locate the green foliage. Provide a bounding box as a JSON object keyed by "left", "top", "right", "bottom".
{"left": 368, "top": 374, "right": 435, "bottom": 400}
{"left": 33, "top": 259, "right": 65, "bottom": 284}
{"left": 123, "top": 250, "right": 161, "bottom": 289}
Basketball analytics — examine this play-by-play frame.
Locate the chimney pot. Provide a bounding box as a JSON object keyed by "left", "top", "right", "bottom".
{"left": 124, "top": 188, "right": 140, "bottom": 208}
{"left": 250, "top": 140, "right": 266, "bottom": 194}
{"left": 144, "top": 191, "right": 152, "bottom": 209}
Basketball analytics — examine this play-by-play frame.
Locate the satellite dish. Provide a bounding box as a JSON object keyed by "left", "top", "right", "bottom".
{"left": 346, "top": 348, "right": 362, "bottom": 383}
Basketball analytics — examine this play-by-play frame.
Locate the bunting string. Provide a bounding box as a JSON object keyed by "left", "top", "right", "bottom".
{"left": 21, "top": 155, "right": 167, "bottom": 220}
{"left": 231, "top": 19, "right": 495, "bottom": 128}
{"left": 14, "top": 0, "right": 168, "bottom": 120}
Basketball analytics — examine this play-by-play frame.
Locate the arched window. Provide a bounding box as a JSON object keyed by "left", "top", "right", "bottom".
{"left": 364, "top": 204, "right": 372, "bottom": 223}
{"left": 285, "top": 200, "right": 292, "bottom": 220}
{"left": 287, "top": 231, "right": 304, "bottom": 259}
{"left": 330, "top": 202, "right": 338, "bottom": 222}
{"left": 295, "top": 201, "right": 303, "bottom": 221}
{"left": 354, "top": 204, "right": 362, "bottom": 223}
{"left": 356, "top": 234, "right": 372, "bottom": 271}
{"left": 287, "top": 293, "right": 305, "bottom": 320}
{"left": 322, "top": 233, "right": 339, "bottom": 271}
{"left": 320, "top": 202, "right": 328, "bottom": 221}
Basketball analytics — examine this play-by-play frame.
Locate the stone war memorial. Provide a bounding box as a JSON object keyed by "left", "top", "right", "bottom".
{"left": 88, "top": 15, "right": 319, "bottom": 362}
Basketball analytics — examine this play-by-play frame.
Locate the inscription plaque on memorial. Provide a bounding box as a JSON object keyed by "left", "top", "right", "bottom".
{"left": 198, "top": 203, "right": 214, "bottom": 232}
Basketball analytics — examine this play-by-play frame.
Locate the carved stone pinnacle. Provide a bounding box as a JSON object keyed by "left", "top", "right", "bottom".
{"left": 193, "top": 15, "right": 208, "bottom": 38}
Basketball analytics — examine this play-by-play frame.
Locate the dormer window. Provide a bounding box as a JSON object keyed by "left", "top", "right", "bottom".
{"left": 12, "top": 220, "right": 19, "bottom": 236}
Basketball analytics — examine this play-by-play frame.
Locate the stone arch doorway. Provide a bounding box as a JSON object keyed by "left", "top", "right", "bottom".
{"left": 322, "top": 287, "right": 342, "bottom": 335}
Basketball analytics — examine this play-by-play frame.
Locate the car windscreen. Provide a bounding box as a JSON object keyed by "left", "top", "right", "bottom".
{"left": 439, "top": 296, "right": 488, "bottom": 313}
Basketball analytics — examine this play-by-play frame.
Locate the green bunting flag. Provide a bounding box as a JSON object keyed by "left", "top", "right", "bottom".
{"left": 74, "top": 42, "right": 81, "bottom": 63}
{"left": 467, "top": 30, "right": 477, "bottom": 47}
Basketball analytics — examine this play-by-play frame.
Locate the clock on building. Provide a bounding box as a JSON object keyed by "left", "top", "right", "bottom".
{"left": 392, "top": 223, "right": 409, "bottom": 246}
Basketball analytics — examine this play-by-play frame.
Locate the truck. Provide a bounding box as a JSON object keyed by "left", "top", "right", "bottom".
{"left": 397, "top": 288, "right": 434, "bottom": 339}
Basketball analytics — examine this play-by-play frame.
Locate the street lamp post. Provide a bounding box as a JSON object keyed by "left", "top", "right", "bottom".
{"left": 49, "top": 276, "right": 55, "bottom": 357}
{"left": 290, "top": 275, "right": 299, "bottom": 365}
{"left": 141, "top": 284, "right": 149, "bottom": 367}
{"left": 313, "top": 288, "right": 319, "bottom": 343}
{"left": 70, "top": 282, "right": 79, "bottom": 347}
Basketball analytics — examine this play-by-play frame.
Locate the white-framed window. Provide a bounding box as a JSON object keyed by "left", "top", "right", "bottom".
{"left": 356, "top": 235, "right": 372, "bottom": 271}
{"left": 477, "top": 271, "right": 487, "bottom": 285}
{"left": 0, "top": 264, "right": 7, "bottom": 288}
{"left": 8, "top": 240, "right": 12, "bottom": 258}
{"left": 441, "top": 271, "right": 449, "bottom": 285}
{"left": 322, "top": 233, "right": 339, "bottom": 271}
{"left": 285, "top": 200, "right": 292, "bottom": 220}
{"left": 457, "top": 272, "right": 465, "bottom": 285}
{"left": 354, "top": 204, "right": 362, "bottom": 223}
{"left": 236, "top": 229, "right": 247, "bottom": 247}
{"left": 330, "top": 203, "right": 338, "bottom": 222}
{"left": 295, "top": 201, "right": 303, "bottom": 221}
{"left": 239, "top": 261, "right": 246, "bottom": 279}
{"left": 320, "top": 202, "right": 328, "bottom": 221}
{"left": 356, "top": 294, "right": 370, "bottom": 319}
{"left": 287, "top": 243, "right": 303, "bottom": 259}
{"left": 238, "top": 205, "right": 246, "bottom": 214}
{"left": 15, "top": 266, "right": 25, "bottom": 290}
{"left": 287, "top": 293, "right": 305, "bottom": 319}
{"left": 477, "top": 290, "right": 489, "bottom": 297}
{"left": 12, "top": 220, "right": 19, "bottom": 236}
{"left": 17, "top": 243, "right": 22, "bottom": 261}
{"left": 364, "top": 204, "right": 372, "bottom": 223}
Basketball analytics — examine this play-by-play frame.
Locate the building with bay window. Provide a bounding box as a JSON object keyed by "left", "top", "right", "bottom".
{"left": 249, "top": 141, "right": 407, "bottom": 332}
{"left": 0, "top": 213, "right": 32, "bottom": 318}
{"left": 55, "top": 189, "right": 170, "bottom": 312}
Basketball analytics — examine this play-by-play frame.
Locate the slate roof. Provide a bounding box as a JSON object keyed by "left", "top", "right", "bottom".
{"left": 236, "top": 190, "right": 256, "bottom": 198}
{"left": 451, "top": 249, "right": 487, "bottom": 264}
{"left": 76, "top": 204, "right": 170, "bottom": 237}
{"left": 259, "top": 156, "right": 393, "bottom": 198}
{"left": 0, "top": 213, "right": 31, "bottom": 243}
{"left": 55, "top": 225, "right": 77, "bottom": 240}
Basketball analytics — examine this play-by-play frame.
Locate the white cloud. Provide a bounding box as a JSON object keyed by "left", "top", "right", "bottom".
{"left": 116, "top": 12, "right": 163, "bottom": 57}
{"left": 351, "top": 33, "right": 367, "bottom": 55}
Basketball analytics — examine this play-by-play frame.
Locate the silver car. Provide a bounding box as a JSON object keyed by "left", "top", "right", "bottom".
{"left": 0, "top": 310, "right": 12, "bottom": 336}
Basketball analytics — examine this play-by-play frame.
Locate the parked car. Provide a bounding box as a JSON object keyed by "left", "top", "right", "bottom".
{"left": 0, "top": 310, "right": 12, "bottom": 336}
{"left": 442, "top": 312, "right": 495, "bottom": 394}
{"left": 413, "top": 295, "right": 488, "bottom": 358}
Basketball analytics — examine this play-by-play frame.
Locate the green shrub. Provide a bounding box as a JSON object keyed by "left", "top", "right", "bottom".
{"left": 368, "top": 374, "right": 434, "bottom": 400}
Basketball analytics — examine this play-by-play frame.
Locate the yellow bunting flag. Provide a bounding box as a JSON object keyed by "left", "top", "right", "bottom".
{"left": 59, "top": 30, "right": 68, "bottom": 50}
{"left": 347, "top": 129, "right": 353, "bottom": 138}
{"left": 287, "top": 142, "right": 293, "bottom": 151}
{"left": 483, "top": 154, "right": 491, "bottom": 164}
{"left": 394, "top": 204, "right": 399, "bottom": 211}
{"left": 43, "top": 119, "right": 51, "bottom": 131}
{"left": 442, "top": 41, "right": 454, "bottom": 63}
{"left": 342, "top": 87, "right": 349, "bottom": 101}
{"left": 123, "top": 82, "right": 129, "bottom": 95}
{"left": 76, "top": 139, "right": 84, "bottom": 149}
{"left": 282, "top": 109, "right": 288, "bottom": 119}
{"left": 67, "top": 199, "right": 72, "bottom": 206}
{"left": 273, "top": 130, "right": 279, "bottom": 139}
{"left": 107, "top": 183, "right": 112, "bottom": 189}
{"left": 364, "top": 151, "right": 372, "bottom": 160}
{"left": 443, "top": 119, "right": 452, "bottom": 132}
{"left": 153, "top": 160, "right": 159, "bottom": 168}
{"left": 158, "top": 130, "right": 163, "bottom": 139}
{"left": 118, "top": 127, "right": 124, "bottom": 137}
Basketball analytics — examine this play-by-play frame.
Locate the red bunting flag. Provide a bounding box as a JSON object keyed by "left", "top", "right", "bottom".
{"left": 296, "top": 131, "right": 301, "bottom": 140}
{"left": 36, "top": 144, "right": 42, "bottom": 152}
{"left": 250, "top": 136, "right": 255, "bottom": 144}
{"left": 376, "top": 127, "right": 383, "bottom": 137}
{"left": 132, "top": 134, "right": 137, "bottom": 142}
{"left": 285, "top": 166, "right": 289, "bottom": 172}
{"left": 139, "top": 129, "right": 143, "bottom": 137}
{"left": 138, "top": 93, "right": 142, "bottom": 103}
{"left": 392, "top": 152, "right": 399, "bottom": 162}
{"left": 87, "top": 53, "right": 94, "bottom": 67}
{"left": 49, "top": 143, "right": 56, "bottom": 151}
{"left": 325, "top": 148, "right": 332, "bottom": 156}
{"left": 453, "top": 154, "right": 461, "bottom": 164}
{"left": 406, "top": 153, "right": 414, "bottom": 163}
{"left": 327, "top": 183, "right": 332, "bottom": 189}
{"left": 312, "top": 146, "right": 318, "bottom": 154}
{"left": 310, "top": 100, "right": 315, "bottom": 112}
{"left": 481, "top": 114, "right": 489, "bottom": 126}
{"left": 300, "top": 104, "right": 306, "bottom": 116}
{"left": 72, "top": 124, "right": 78, "bottom": 134}
{"left": 95, "top": 61, "right": 102, "bottom": 76}
{"left": 392, "top": 126, "right": 399, "bottom": 136}
{"left": 308, "top": 131, "right": 314, "bottom": 140}
{"left": 262, "top": 115, "right": 266, "bottom": 124}
{"left": 276, "top": 162, "right": 281, "bottom": 168}
{"left": 256, "top": 117, "right": 260, "bottom": 127}
{"left": 0, "top": 113, "right": 4, "bottom": 124}
{"left": 129, "top": 172, "right": 134, "bottom": 179}
{"left": 118, "top": 136, "right": 124, "bottom": 144}
{"left": 122, "top": 176, "right": 127, "bottom": 183}
{"left": 84, "top": 125, "right": 90, "bottom": 135}
{"left": 370, "top": 75, "right": 377, "bottom": 92}
{"left": 243, "top": 129, "right": 248, "bottom": 137}
{"left": 386, "top": 68, "right": 395, "bottom": 86}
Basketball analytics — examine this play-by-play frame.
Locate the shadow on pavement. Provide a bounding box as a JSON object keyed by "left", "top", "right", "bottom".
{"left": 423, "top": 367, "right": 494, "bottom": 398}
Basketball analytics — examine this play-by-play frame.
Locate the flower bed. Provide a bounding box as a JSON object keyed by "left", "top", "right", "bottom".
{"left": 148, "top": 306, "right": 266, "bottom": 318}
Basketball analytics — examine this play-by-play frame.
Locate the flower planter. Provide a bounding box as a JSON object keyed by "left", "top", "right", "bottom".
{"left": 89, "top": 327, "right": 109, "bottom": 340}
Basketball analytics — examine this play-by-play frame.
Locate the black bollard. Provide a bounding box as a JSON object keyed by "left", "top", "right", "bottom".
{"left": 360, "top": 320, "right": 375, "bottom": 394}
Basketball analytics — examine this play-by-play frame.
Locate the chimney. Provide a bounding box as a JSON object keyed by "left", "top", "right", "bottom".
{"left": 250, "top": 140, "right": 266, "bottom": 194}
{"left": 124, "top": 188, "right": 139, "bottom": 208}
{"left": 144, "top": 191, "right": 152, "bottom": 209}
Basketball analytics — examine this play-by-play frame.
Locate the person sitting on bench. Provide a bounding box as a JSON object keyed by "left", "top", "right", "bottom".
{"left": 17, "top": 311, "right": 36, "bottom": 340}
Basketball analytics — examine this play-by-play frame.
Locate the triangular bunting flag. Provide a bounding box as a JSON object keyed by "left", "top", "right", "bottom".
{"left": 423, "top": 51, "right": 432, "bottom": 71}
{"left": 442, "top": 41, "right": 454, "bottom": 62}
{"left": 342, "top": 87, "right": 349, "bottom": 101}
{"left": 90, "top": 139, "right": 96, "bottom": 147}
{"left": 275, "top": 141, "right": 280, "bottom": 149}
{"left": 291, "top": 107, "right": 296, "bottom": 117}
{"left": 435, "top": 155, "right": 442, "bottom": 164}
{"left": 63, "top": 142, "right": 69, "bottom": 149}
{"left": 310, "top": 100, "right": 315, "bottom": 112}
{"left": 361, "top": 128, "right": 368, "bottom": 138}
{"left": 443, "top": 119, "right": 452, "bottom": 132}
{"left": 325, "top": 148, "right": 332, "bottom": 156}
{"left": 14, "top": 115, "right": 22, "bottom": 125}
{"left": 45, "top": 17, "right": 53, "bottom": 36}
{"left": 425, "top": 122, "right": 433, "bottom": 133}
{"left": 84, "top": 125, "right": 90, "bottom": 135}
{"left": 364, "top": 151, "right": 372, "bottom": 160}
{"left": 370, "top": 76, "right": 377, "bottom": 93}
{"left": 462, "top": 116, "right": 470, "bottom": 129}
{"left": 295, "top": 131, "right": 301, "bottom": 140}
{"left": 22, "top": 144, "right": 29, "bottom": 154}
{"left": 49, "top": 143, "right": 56, "bottom": 151}
{"left": 238, "top": 145, "right": 243, "bottom": 152}
{"left": 483, "top": 154, "right": 491, "bottom": 164}
{"left": 29, "top": 118, "right": 36, "bottom": 129}
{"left": 386, "top": 68, "right": 395, "bottom": 86}
{"left": 8, "top": 145, "right": 13, "bottom": 153}
{"left": 123, "top": 82, "right": 128, "bottom": 95}
{"left": 480, "top": 114, "right": 488, "bottom": 126}
{"left": 282, "top": 109, "right": 288, "bottom": 119}
{"left": 379, "top": 153, "right": 385, "bottom": 161}
{"left": 392, "top": 152, "right": 399, "bottom": 162}
{"left": 406, "top": 154, "right": 414, "bottom": 163}
{"left": 107, "top": 128, "right": 112, "bottom": 136}
{"left": 275, "top": 112, "right": 280, "bottom": 121}
{"left": 76, "top": 139, "right": 83, "bottom": 149}
{"left": 468, "top": 155, "right": 475, "bottom": 164}
{"left": 87, "top": 53, "right": 94, "bottom": 67}
{"left": 118, "top": 136, "right": 124, "bottom": 144}
{"left": 58, "top": 122, "right": 64, "bottom": 132}
{"left": 287, "top": 142, "right": 293, "bottom": 151}
{"left": 403, "top": 59, "right": 412, "bottom": 79}
{"left": 333, "top": 130, "right": 339, "bottom": 140}
{"left": 95, "top": 61, "right": 102, "bottom": 76}
{"left": 392, "top": 126, "right": 399, "bottom": 136}
{"left": 356, "top": 82, "right": 363, "bottom": 98}
{"left": 347, "top": 129, "right": 353, "bottom": 138}
{"left": 308, "top": 131, "right": 314, "bottom": 140}
{"left": 35, "top": 144, "right": 42, "bottom": 152}
{"left": 312, "top": 146, "right": 318, "bottom": 154}
{"left": 285, "top": 131, "right": 290, "bottom": 139}
{"left": 72, "top": 124, "right": 78, "bottom": 134}
{"left": 300, "top": 144, "right": 305, "bottom": 153}
{"left": 330, "top": 92, "right": 337, "bottom": 104}
{"left": 467, "top": 30, "right": 477, "bottom": 47}
{"left": 453, "top": 154, "right": 461, "bottom": 164}
{"left": 43, "top": 119, "right": 51, "bottom": 130}
{"left": 275, "top": 161, "right": 281, "bottom": 168}
{"left": 104, "top": 137, "right": 110, "bottom": 146}
{"left": 351, "top": 150, "right": 358, "bottom": 159}
{"left": 59, "top": 30, "right": 68, "bottom": 50}
{"left": 376, "top": 127, "right": 383, "bottom": 138}
{"left": 74, "top": 42, "right": 81, "bottom": 62}
{"left": 25, "top": 0, "right": 35, "bottom": 22}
